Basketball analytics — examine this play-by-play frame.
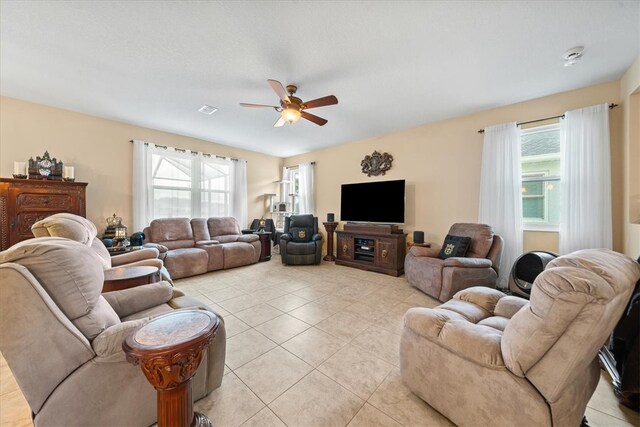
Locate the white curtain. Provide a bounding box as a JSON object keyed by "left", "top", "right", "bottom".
{"left": 559, "top": 103, "right": 612, "bottom": 254}
{"left": 231, "top": 159, "right": 248, "bottom": 228}
{"left": 132, "top": 140, "right": 154, "bottom": 231}
{"left": 281, "top": 167, "right": 291, "bottom": 204}
{"left": 478, "top": 122, "right": 523, "bottom": 289}
{"left": 298, "top": 162, "right": 315, "bottom": 214}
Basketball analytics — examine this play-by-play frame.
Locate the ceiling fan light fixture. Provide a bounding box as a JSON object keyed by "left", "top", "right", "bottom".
{"left": 281, "top": 107, "right": 302, "bottom": 123}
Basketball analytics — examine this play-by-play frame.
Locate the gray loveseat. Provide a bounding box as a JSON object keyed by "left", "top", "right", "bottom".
{"left": 143, "top": 217, "right": 261, "bottom": 279}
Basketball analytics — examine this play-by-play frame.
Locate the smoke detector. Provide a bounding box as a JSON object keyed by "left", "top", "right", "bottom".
{"left": 562, "top": 46, "right": 584, "bottom": 67}
{"left": 198, "top": 104, "right": 218, "bottom": 115}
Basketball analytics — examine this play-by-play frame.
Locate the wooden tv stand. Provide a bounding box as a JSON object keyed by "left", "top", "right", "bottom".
{"left": 335, "top": 224, "right": 407, "bottom": 276}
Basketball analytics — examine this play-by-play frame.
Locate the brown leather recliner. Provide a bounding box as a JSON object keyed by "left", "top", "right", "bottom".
{"left": 404, "top": 223, "right": 503, "bottom": 301}
{"left": 400, "top": 249, "right": 640, "bottom": 427}
{"left": 0, "top": 237, "right": 226, "bottom": 427}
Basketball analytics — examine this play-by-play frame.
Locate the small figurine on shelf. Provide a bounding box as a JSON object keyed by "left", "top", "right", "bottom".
{"left": 258, "top": 217, "right": 266, "bottom": 232}
{"left": 28, "top": 151, "right": 63, "bottom": 180}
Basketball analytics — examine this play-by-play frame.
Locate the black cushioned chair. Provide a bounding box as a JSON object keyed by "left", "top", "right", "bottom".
{"left": 242, "top": 218, "right": 277, "bottom": 244}
{"left": 280, "top": 214, "right": 322, "bottom": 265}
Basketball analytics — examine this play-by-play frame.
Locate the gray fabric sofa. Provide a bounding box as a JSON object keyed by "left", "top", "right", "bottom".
{"left": 143, "top": 217, "right": 261, "bottom": 279}
{"left": 0, "top": 236, "right": 226, "bottom": 427}
{"left": 400, "top": 248, "right": 640, "bottom": 427}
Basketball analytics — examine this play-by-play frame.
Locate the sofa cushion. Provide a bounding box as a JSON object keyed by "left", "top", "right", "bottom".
{"left": 438, "top": 235, "right": 471, "bottom": 259}
{"left": 284, "top": 241, "right": 317, "bottom": 255}
{"left": 191, "top": 218, "right": 211, "bottom": 242}
{"left": 208, "top": 217, "right": 240, "bottom": 237}
{"left": 449, "top": 223, "right": 494, "bottom": 259}
{"left": 31, "top": 213, "right": 97, "bottom": 245}
{"left": 222, "top": 242, "right": 257, "bottom": 269}
{"left": 164, "top": 248, "right": 208, "bottom": 279}
{"left": 149, "top": 218, "right": 194, "bottom": 249}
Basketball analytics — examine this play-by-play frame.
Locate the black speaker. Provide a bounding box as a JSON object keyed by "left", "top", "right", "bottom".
{"left": 327, "top": 213, "right": 335, "bottom": 222}
{"left": 413, "top": 231, "right": 424, "bottom": 244}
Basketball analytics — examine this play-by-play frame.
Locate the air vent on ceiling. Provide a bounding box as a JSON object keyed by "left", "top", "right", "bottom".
{"left": 198, "top": 104, "right": 218, "bottom": 115}
{"left": 562, "top": 46, "right": 584, "bottom": 67}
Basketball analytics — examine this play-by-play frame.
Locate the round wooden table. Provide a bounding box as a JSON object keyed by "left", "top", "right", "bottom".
{"left": 103, "top": 266, "right": 160, "bottom": 292}
{"left": 122, "top": 309, "right": 220, "bottom": 427}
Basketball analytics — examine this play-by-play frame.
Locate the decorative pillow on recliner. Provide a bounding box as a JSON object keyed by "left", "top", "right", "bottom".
{"left": 439, "top": 235, "right": 472, "bottom": 259}
{"left": 289, "top": 227, "right": 311, "bottom": 242}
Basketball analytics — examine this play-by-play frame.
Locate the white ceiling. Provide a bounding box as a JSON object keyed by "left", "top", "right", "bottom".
{"left": 1, "top": 1, "right": 638, "bottom": 158}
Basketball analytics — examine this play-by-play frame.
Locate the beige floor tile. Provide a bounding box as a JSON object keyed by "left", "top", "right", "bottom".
{"left": 315, "top": 294, "right": 358, "bottom": 312}
{"left": 241, "top": 407, "right": 286, "bottom": 427}
{"left": 195, "top": 372, "right": 265, "bottom": 427}
{"left": 585, "top": 407, "right": 637, "bottom": 427}
{"left": 235, "top": 280, "right": 278, "bottom": 293}
{"left": 587, "top": 372, "right": 640, "bottom": 426}
{"left": 342, "top": 302, "right": 385, "bottom": 323}
{"left": 252, "top": 287, "right": 289, "bottom": 303}
{"left": 223, "top": 315, "right": 251, "bottom": 338}
{"left": 293, "top": 285, "right": 330, "bottom": 301}
{"left": 196, "top": 280, "right": 234, "bottom": 294}
{"left": 235, "top": 347, "right": 312, "bottom": 404}
{"left": 218, "top": 294, "right": 263, "bottom": 313}
{"left": 318, "top": 344, "right": 394, "bottom": 400}
{"left": 0, "top": 390, "right": 32, "bottom": 427}
{"left": 351, "top": 326, "right": 402, "bottom": 366}
{"left": 203, "top": 286, "right": 247, "bottom": 303}
{"left": 368, "top": 368, "right": 454, "bottom": 427}
{"left": 266, "top": 294, "right": 311, "bottom": 312}
{"left": 225, "top": 329, "right": 277, "bottom": 370}
{"left": 403, "top": 291, "right": 440, "bottom": 308}
{"left": 234, "top": 304, "right": 284, "bottom": 327}
{"left": 282, "top": 327, "right": 348, "bottom": 367}
{"left": 288, "top": 302, "right": 336, "bottom": 324}
{"left": 316, "top": 312, "right": 371, "bottom": 342}
{"left": 270, "top": 370, "right": 364, "bottom": 427}
{"left": 254, "top": 314, "right": 311, "bottom": 344}
{"left": 274, "top": 280, "right": 313, "bottom": 293}
{"left": 347, "top": 403, "right": 402, "bottom": 427}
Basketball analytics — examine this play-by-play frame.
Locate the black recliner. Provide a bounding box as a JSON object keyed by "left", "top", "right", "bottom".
{"left": 280, "top": 214, "right": 322, "bottom": 265}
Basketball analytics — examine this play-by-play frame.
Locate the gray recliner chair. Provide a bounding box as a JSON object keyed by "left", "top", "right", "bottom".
{"left": 400, "top": 248, "right": 640, "bottom": 427}
{"left": 0, "top": 237, "right": 226, "bottom": 427}
{"left": 280, "top": 214, "right": 322, "bottom": 265}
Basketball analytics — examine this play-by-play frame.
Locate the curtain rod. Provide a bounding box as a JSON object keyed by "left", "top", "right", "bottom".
{"left": 285, "top": 162, "right": 316, "bottom": 169}
{"left": 129, "top": 140, "right": 243, "bottom": 162}
{"left": 477, "top": 103, "right": 618, "bottom": 134}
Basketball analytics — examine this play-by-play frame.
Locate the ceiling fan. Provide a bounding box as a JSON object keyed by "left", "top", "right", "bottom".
{"left": 240, "top": 79, "right": 338, "bottom": 127}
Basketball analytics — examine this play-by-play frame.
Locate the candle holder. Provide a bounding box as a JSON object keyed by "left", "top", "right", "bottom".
{"left": 12, "top": 174, "right": 27, "bottom": 179}
{"left": 63, "top": 177, "right": 75, "bottom": 182}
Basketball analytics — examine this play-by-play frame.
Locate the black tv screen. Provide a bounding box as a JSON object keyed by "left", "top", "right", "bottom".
{"left": 340, "top": 179, "right": 405, "bottom": 224}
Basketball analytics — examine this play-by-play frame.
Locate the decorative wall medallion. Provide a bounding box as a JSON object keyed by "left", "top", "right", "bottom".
{"left": 361, "top": 151, "right": 393, "bottom": 177}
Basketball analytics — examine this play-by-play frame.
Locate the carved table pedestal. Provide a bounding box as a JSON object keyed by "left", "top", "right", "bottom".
{"left": 123, "top": 309, "right": 220, "bottom": 427}
{"left": 322, "top": 221, "right": 339, "bottom": 261}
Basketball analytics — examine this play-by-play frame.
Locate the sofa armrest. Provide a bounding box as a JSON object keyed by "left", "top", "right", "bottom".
{"left": 404, "top": 307, "right": 504, "bottom": 368}
{"left": 409, "top": 246, "right": 440, "bottom": 257}
{"left": 102, "top": 281, "right": 174, "bottom": 318}
{"left": 111, "top": 258, "right": 164, "bottom": 270}
{"left": 241, "top": 228, "right": 256, "bottom": 235}
{"left": 143, "top": 242, "right": 168, "bottom": 254}
{"left": 92, "top": 318, "right": 147, "bottom": 358}
{"left": 443, "top": 257, "right": 492, "bottom": 268}
{"left": 196, "top": 240, "right": 220, "bottom": 246}
{"left": 238, "top": 234, "right": 259, "bottom": 243}
{"left": 110, "top": 247, "right": 160, "bottom": 266}
{"left": 453, "top": 287, "right": 506, "bottom": 314}
{"left": 280, "top": 233, "right": 292, "bottom": 242}
{"left": 311, "top": 233, "right": 322, "bottom": 241}
{"left": 494, "top": 296, "right": 528, "bottom": 319}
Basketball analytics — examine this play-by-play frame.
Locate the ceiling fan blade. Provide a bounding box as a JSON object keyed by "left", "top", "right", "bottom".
{"left": 267, "top": 79, "right": 290, "bottom": 103}
{"left": 301, "top": 111, "right": 328, "bottom": 126}
{"left": 274, "top": 116, "right": 287, "bottom": 127}
{"left": 240, "top": 103, "right": 279, "bottom": 109}
{"left": 302, "top": 95, "right": 338, "bottom": 110}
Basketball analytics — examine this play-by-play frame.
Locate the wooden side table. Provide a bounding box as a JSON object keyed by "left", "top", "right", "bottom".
{"left": 123, "top": 309, "right": 220, "bottom": 427}
{"left": 103, "top": 266, "right": 160, "bottom": 292}
{"left": 322, "top": 221, "right": 339, "bottom": 262}
{"left": 254, "top": 231, "right": 272, "bottom": 261}
{"left": 407, "top": 242, "right": 432, "bottom": 249}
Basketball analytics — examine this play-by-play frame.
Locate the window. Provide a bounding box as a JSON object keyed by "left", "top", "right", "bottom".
{"left": 289, "top": 168, "right": 300, "bottom": 214}
{"left": 151, "top": 150, "right": 232, "bottom": 219}
{"left": 520, "top": 124, "right": 561, "bottom": 229}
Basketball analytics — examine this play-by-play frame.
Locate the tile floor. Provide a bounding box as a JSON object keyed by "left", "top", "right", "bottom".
{"left": 1, "top": 257, "right": 639, "bottom": 426}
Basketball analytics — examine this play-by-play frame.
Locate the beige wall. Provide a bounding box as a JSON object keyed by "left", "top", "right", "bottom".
{"left": 0, "top": 97, "right": 283, "bottom": 231}
{"left": 284, "top": 81, "right": 623, "bottom": 255}
{"left": 621, "top": 56, "right": 640, "bottom": 257}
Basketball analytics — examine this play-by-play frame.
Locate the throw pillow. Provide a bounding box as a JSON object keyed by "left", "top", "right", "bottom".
{"left": 290, "top": 227, "right": 311, "bottom": 242}
{"left": 439, "top": 234, "right": 472, "bottom": 259}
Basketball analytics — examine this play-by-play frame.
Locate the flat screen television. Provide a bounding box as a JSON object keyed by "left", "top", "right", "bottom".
{"left": 340, "top": 179, "right": 405, "bottom": 224}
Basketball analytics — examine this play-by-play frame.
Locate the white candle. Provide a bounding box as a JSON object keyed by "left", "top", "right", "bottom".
{"left": 64, "top": 166, "right": 75, "bottom": 179}
{"left": 13, "top": 161, "right": 25, "bottom": 175}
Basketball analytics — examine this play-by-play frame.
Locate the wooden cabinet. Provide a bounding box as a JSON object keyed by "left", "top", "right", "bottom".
{"left": 335, "top": 229, "right": 407, "bottom": 277}
{"left": 0, "top": 178, "right": 88, "bottom": 250}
